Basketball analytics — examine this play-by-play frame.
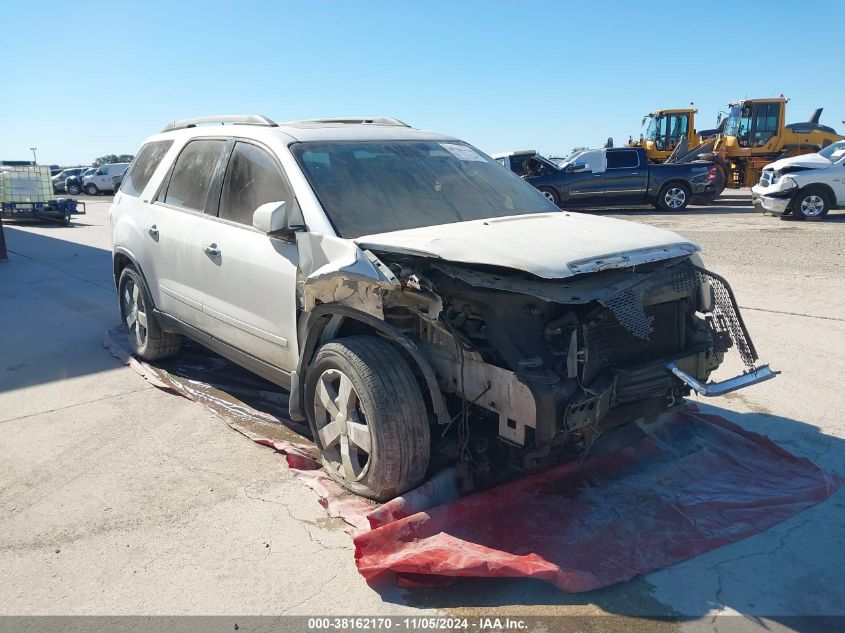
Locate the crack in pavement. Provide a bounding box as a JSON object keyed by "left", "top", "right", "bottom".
{"left": 0, "top": 386, "right": 154, "bottom": 425}
{"left": 712, "top": 517, "right": 814, "bottom": 616}
{"left": 738, "top": 305, "right": 845, "bottom": 322}
{"left": 6, "top": 247, "right": 115, "bottom": 294}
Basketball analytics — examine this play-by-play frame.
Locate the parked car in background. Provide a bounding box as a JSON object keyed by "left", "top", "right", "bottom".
{"left": 751, "top": 140, "right": 845, "bottom": 219}
{"left": 65, "top": 167, "right": 96, "bottom": 195}
{"left": 83, "top": 163, "right": 130, "bottom": 195}
{"left": 494, "top": 147, "right": 718, "bottom": 211}
{"left": 110, "top": 114, "right": 774, "bottom": 500}
{"left": 52, "top": 167, "right": 89, "bottom": 193}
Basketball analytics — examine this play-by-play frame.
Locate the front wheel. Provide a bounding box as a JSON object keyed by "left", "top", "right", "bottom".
{"left": 792, "top": 187, "right": 830, "bottom": 220}
{"left": 305, "top": 335, "right": 430, "bottom": 501}
{"left": 656, "top": 182, "right": 691, "bottom": 211}
{"left": 84, "top": 183, "right": 99, "bottom": 196}
{"left": 66, "top": 182, "right": 81, "bottom": 195}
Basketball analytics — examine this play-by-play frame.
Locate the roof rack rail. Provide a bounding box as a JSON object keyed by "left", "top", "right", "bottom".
{"left": 286, "top": 116, "right": 411, "bottom": 127}
{"left": 161, "top": 114, "right": 278, "bottom": 133}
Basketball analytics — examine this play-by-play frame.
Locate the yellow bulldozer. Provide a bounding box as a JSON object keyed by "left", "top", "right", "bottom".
{"left": 630, "top": 97, "right": 844, "bottom": 196}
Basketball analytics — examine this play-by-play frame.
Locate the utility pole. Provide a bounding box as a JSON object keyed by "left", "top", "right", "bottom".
{"left": 29, "top": 147, "right": 38, "bottom": 165}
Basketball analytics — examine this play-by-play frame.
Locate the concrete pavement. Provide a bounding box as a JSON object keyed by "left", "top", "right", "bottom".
{"left": 1, "top": 193, "right": 843, "bottom": 626}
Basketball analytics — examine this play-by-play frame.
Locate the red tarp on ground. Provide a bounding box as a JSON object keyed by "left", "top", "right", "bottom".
{"left": 104, "top": 330, "right": 841, "bottom": 593}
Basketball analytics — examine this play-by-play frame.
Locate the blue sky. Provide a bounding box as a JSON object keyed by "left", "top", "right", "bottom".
{"left": 3, "top": 0, "right": 843, "bottom": 165}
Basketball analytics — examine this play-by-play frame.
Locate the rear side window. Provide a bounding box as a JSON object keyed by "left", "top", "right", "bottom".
{"left": 164, "top": 140, "right": 226, "bottom": 212}
{"left": 121, "top": 141, "right": 173, "bottom": 197}
{"left": 218, "top": 142, "right": 292, "bottom": 226}
{"left": 606, "top": 150, "right": 639, "bottom": 169}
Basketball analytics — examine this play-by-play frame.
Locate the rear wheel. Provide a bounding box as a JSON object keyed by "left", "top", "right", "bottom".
{"left": 84, "top": 183, "right": 99, "bottom": 196}
{"left": 305, "top": 335, "right": 430, "bottom": 501}
{"left": 792, "top": 187, "right": 830, "bottom": 220}
{"left": 118, "top": 266, "right": 181, "bottom": 360}
{"left": 656, "top": 182, "right": 691, "bottom": 211}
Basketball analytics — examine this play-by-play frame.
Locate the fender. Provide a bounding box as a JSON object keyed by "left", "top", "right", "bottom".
{"left": 112, "top": 246, "right": 148, "bottom": 292}
{"left": 289, "top": 304, "right": 450, "bottom": 427}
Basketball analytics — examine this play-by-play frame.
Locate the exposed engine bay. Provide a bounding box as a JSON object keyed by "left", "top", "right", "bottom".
{"left": 363, "top": 252, "right": 758, "bottom": 473}
{"left": 293, "top": 224, "right": 773, "bottom": 482}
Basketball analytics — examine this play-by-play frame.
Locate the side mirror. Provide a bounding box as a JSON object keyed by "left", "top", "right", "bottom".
{"left": 569, "top": 162, "right": 588, "bottom": 173}
{"left": 252, "top": 200, "right": 303, "bottom": 239}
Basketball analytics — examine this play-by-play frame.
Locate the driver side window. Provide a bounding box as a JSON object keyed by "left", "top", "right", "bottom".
{"left": 218, "top": 142, "right": 295, "bottom": 227}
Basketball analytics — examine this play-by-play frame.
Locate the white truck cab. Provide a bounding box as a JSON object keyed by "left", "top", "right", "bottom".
{"left": 83, "top": 163, "right": 130, "bottom": 195}
{"left": 752, "top": 141, "right": 845, "bottom": 219}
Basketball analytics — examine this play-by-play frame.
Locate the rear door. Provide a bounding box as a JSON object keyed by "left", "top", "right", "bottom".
{"left": 193, "top": 140, "right": 300, "bottom": 370}
{"left": 602, "top": 149, "right": 647, "bottom": 204}
{"left": 145, "top": 138, "right": 228, "bottom": 328}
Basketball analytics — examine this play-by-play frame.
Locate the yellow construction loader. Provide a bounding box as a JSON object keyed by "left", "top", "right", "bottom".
{"left": 631, "top": 98, "right": 843, "bottom": 197}
{"left": 628, "top": 107, "right": 724, "bottom": 163}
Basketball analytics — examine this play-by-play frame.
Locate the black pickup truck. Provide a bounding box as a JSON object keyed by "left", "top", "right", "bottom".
{"left": 494, "top": 147, "right": 717, "bottom": 210}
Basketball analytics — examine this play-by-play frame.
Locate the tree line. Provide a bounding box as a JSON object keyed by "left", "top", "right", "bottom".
{"left": 92, "top": 154, "right": 134, "bottom": 167}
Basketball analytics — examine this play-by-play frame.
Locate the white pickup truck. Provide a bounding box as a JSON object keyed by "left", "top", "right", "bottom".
{"left": 752, "top": 140, "right": 845, "bottom": 219}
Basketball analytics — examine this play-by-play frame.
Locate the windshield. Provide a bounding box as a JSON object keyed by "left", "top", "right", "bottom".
{"left": 724, "top": 104, "right": 747, "bottom": 138}
{"left": 558, "top": 150, "right": 586, "bottom": 168}
{"left": 645, "top": 116, "right": 659, "bottom": 141}
{"left": 819, "top": 141, "right": 845, "bottom": 163}
{"left": 291, "top": 140, "right": 559, "bottom": 238}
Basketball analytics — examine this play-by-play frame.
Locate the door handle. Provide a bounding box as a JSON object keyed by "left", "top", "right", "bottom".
{"left": 593, "top": 173, "right": 603, "bottom": 177}
{"left": 202, "top": 243, "right": 221, "bottom": 257}
{"left": 146, "top": 225, "right": 159, "bottom": 238}
{"left": 630, "top": 172, "right": 640, "bottom": 175}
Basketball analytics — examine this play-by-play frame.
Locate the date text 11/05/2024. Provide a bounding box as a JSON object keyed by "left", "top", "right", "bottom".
{"left": 307, "top": 616, "right": 528, "bottom": 630}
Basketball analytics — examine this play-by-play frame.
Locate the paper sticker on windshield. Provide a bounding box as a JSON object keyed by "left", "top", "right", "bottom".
{"left": 440, "top": 143, "right": 486, "bottom": 162}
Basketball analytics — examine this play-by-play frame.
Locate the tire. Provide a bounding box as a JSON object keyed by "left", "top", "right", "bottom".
{"left": 66, "top": 182, "right": 81, "bottom": 196}
{"left": 84, "top": 183, "right": 99, "bottom": 196}
{"left": 538, "top": 187, "right": 560, "bottom": 207}
{"left": 117, "top": 265, "right": 181, "bottom": 361}
{"left": 791, "top": 187, "right": 830, "bottom": 220}
{"left": 304, "top": 335, "right": 430, "bottom": 501}
{"left": 656, "top": 182, "right": 691, "bottom": 211}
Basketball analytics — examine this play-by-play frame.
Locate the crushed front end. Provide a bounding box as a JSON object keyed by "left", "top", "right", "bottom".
{"left": 376, "top": 252, "right": 776, "bottom": 473}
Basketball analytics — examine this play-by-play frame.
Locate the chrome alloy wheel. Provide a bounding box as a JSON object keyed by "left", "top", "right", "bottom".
{"left": 542, "top": 190, "right": 555, "bottom": 203}
{"left": 800, "top": 195, "right": 825, "bottom": 217}
{"left": 664, "top": 187, "right": 687, "bottom": 209}
{"left": 121, "top": 278, "right": 148, "bottom": 349}
{"left": 314, "top": 369, "right": 372, "bottom": 482}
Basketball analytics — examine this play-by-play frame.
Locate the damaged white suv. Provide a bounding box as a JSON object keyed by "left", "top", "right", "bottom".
{"left": 111, "top": 115, "right": 776, "bottom": 500}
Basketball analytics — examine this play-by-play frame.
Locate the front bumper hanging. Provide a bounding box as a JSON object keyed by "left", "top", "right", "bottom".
{"left": 666, "top": 362, "right": 779, "bottom": 397}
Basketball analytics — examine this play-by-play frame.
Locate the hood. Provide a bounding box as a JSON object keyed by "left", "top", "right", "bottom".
{"left": 765, "top": 153, "right": 832, "bottom": 171}
{"left": 355, "top": 212, "right": 698, "bottom": 279}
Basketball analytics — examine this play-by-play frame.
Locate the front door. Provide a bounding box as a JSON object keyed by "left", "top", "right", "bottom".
{"left": 561, "top": 149, "right": 605, "bottom": 206}
{"left": 602, "top": 149, "right": 648, "bottom": 204}
{"left": 194, "top": 141, "right": 300, "bottom": 371}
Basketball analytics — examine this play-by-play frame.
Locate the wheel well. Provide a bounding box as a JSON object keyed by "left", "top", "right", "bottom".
{"left": 113, "top": 252, "right": 131, "bottom": 288}
{"left": 661, "top": 179, "right": 691, "bottom": 193}
{"left": 797, "top": 183, "right": 836, "bottom": 205}
{"left": 292, "top": 308, "right": 450, "bottom": 428}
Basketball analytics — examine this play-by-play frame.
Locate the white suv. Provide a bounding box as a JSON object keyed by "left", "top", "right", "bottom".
{"left": 752, "top": 140, "right": 845, "bottom": 219}
{"left": 111, "top": 114, "right": 775, "bottom": 500}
